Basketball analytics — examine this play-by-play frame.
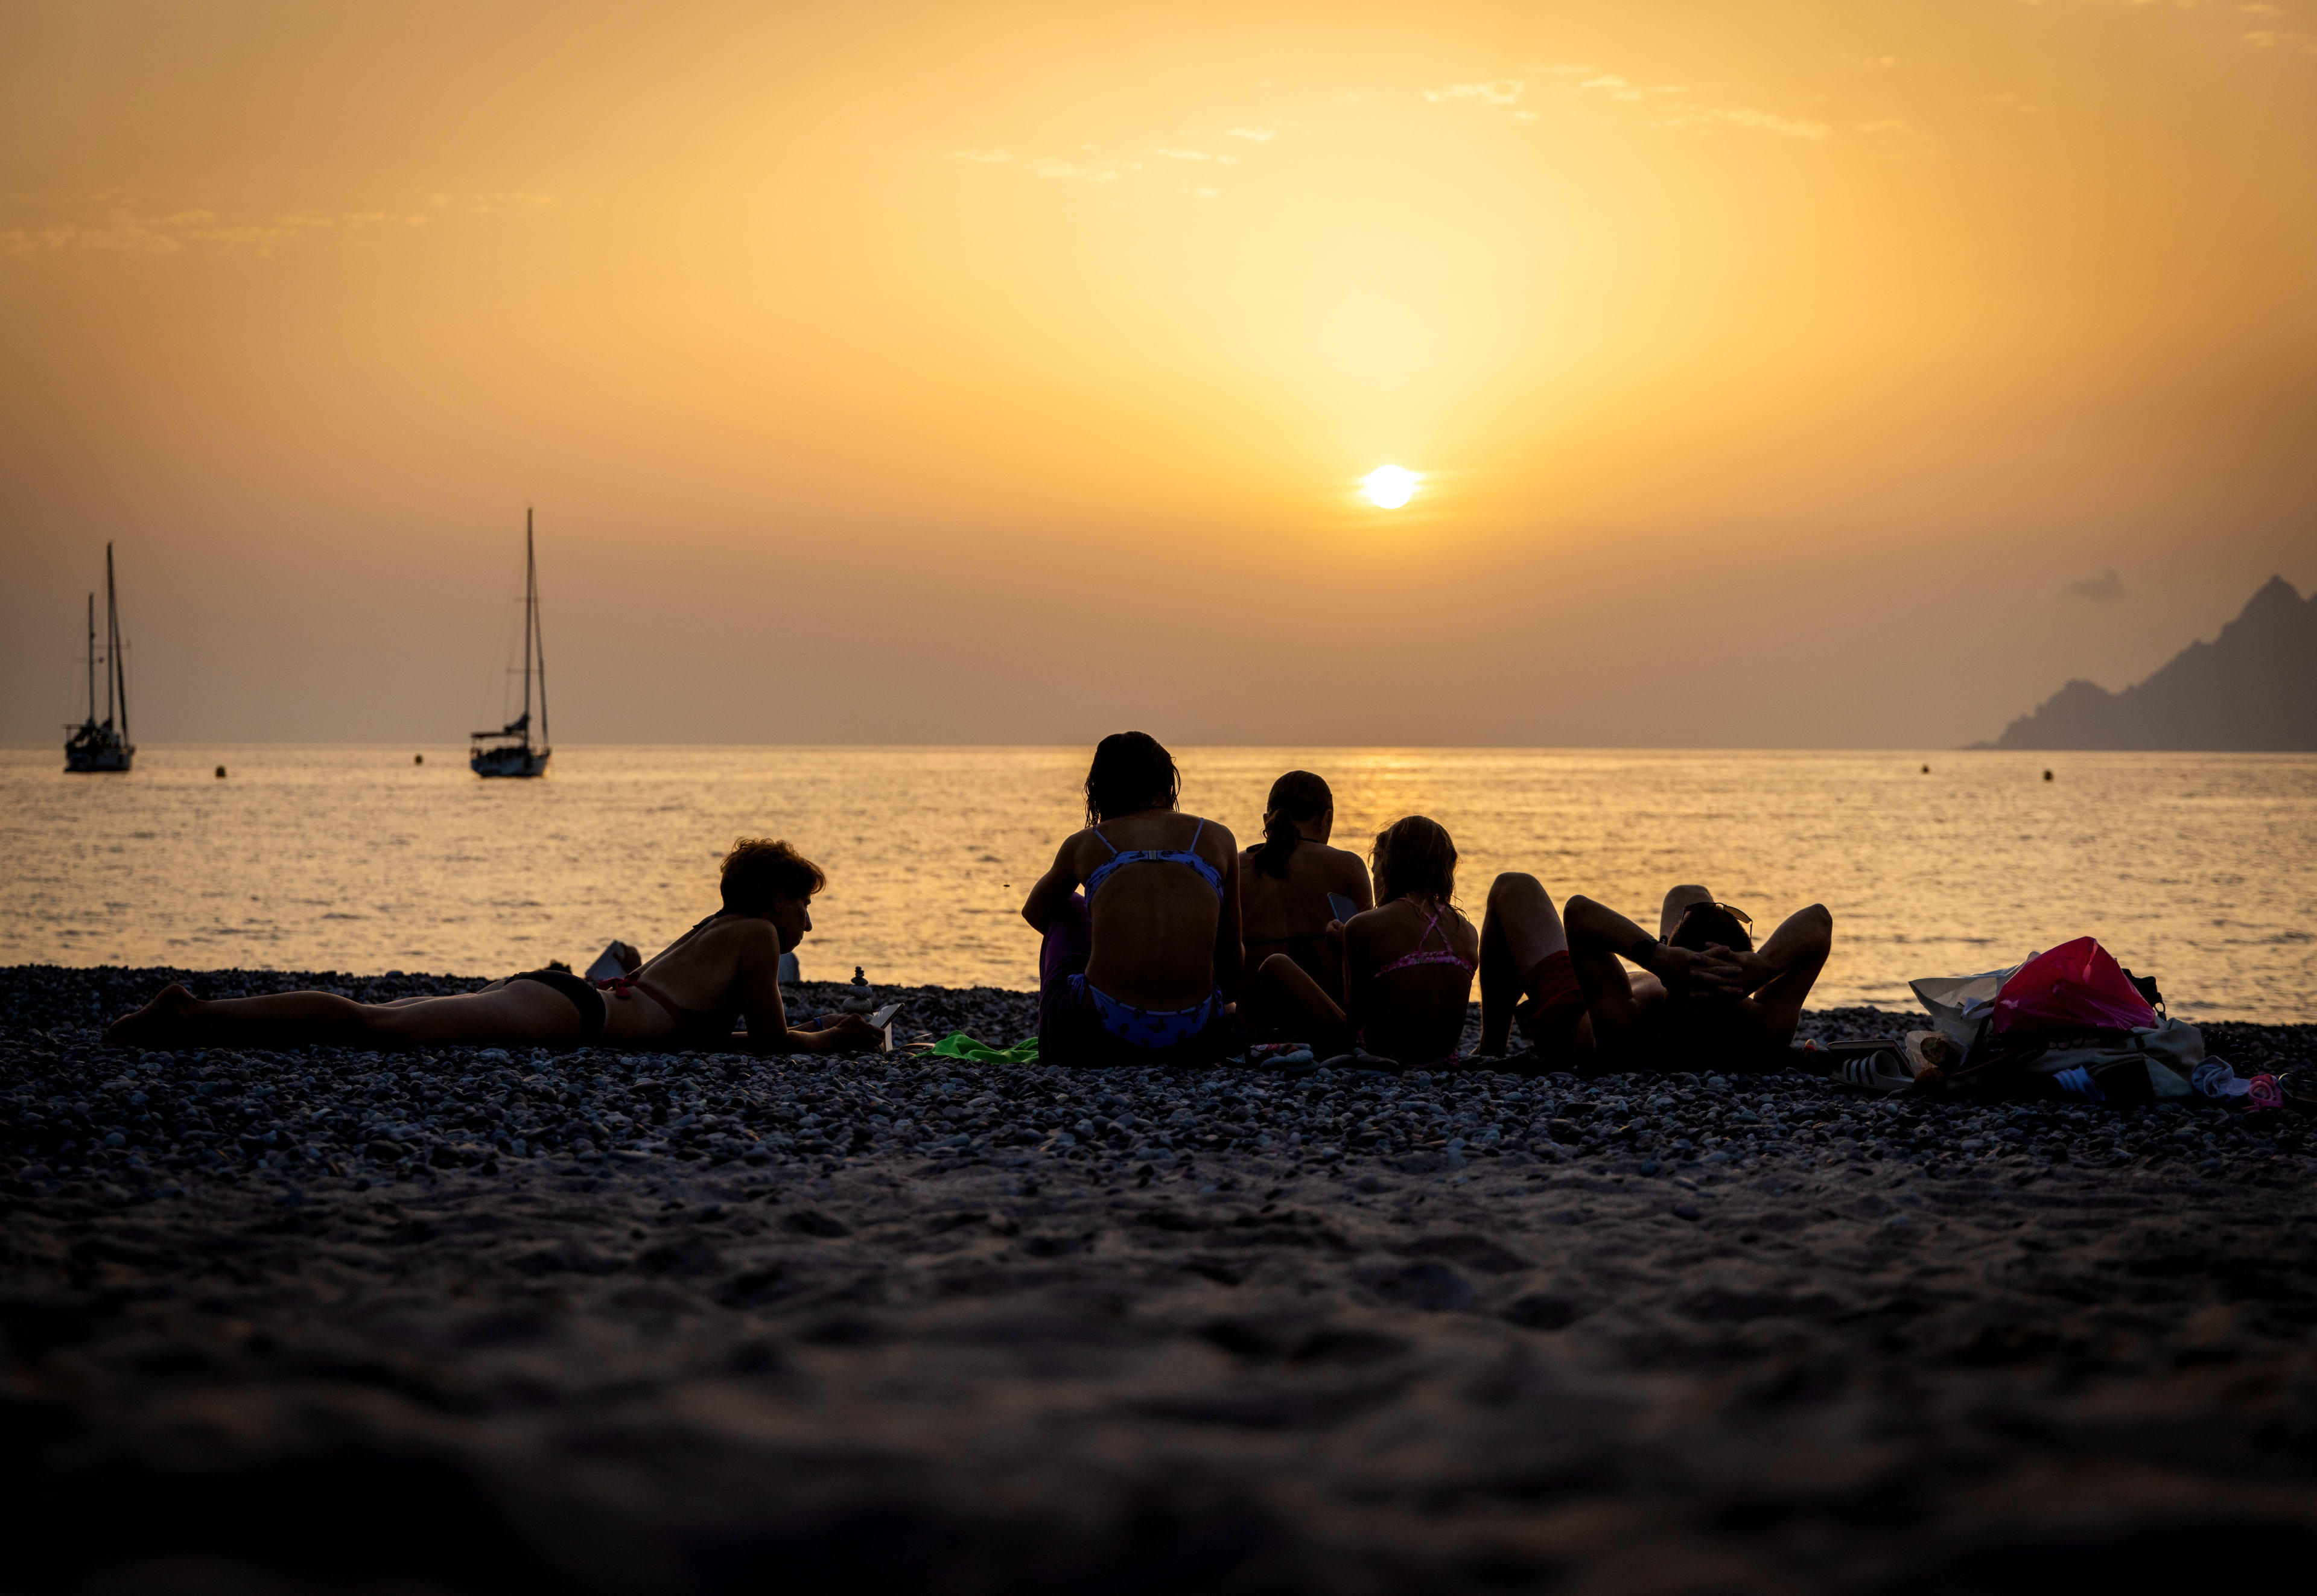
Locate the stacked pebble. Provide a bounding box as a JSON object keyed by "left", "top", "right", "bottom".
{"left": 4, "top": 965, "right": 2310, "bottom": 1200}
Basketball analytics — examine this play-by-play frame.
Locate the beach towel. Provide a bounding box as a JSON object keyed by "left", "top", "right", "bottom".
{"left": 927, "top": 1032, "right": 1041, "bottom": 1065}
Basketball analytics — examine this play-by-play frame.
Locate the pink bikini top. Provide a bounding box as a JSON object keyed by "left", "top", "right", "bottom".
{"left": 1374, "top": 903, "right": 1476, "bottom": 976}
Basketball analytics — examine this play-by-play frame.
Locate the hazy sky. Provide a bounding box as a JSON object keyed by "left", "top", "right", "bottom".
{"left": 4, "top": 0, "right": 2312, "bottom": 748}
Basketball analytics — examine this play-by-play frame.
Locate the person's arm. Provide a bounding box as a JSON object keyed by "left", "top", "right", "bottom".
{"left": 1695, "top": 904, "right": 1832, "bottom": 999}
{"left": 1213, "top": 829, "right": 1246, "bottom": 999}
{"left": 1333, "top": 849, "right": 1376, "bottom": 913}
{"left": 1563, "top": 894, "right": 1709, "bottom": 1000}
{"left": 1338, "top": 908, "right": 1380, "bottom": 1043}
{"left": 1020, "top": 835, "right": 1085, "bottom": 934}
{"left": 733, "top": 923, "right": 880, "bottom": 1055}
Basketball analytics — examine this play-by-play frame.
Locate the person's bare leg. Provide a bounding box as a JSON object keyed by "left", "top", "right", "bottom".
{"left": 1733, "top": 903, "right": 1832, "bottom": 1055}
{"left": 1563, "top": 895, "right": 1657, "bottom": 1070}
{"left": 107, "top": 981, "right": 579, "bottom": 1049}
{"left": 1479, "top": 872, "right": 1568, "bottom": 1055}
{"left": 1257, "top": 953, "right": 1353, "bottom": 1057}
{"left": 363, "top": 983, "right": 583, "bottom": 1046}
{"left": 1660, "top": 883, "right": 1713, "bottom": 940}
{"left": 106, "top": 983, "right": 375, "bottom": 1047}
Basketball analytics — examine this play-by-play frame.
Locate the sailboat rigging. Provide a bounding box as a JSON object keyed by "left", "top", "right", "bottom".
{"left": 471, "top": 509, "right": 552, "bottom": 778}
{"left": 64, "top": 542, "right": 134, "bottom": 774}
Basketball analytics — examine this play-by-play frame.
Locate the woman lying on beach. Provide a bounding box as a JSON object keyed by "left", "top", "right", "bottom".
{"left": 104, "top": 838, "right": 886, "bottom": 1055}
{"left": 1256, "top": 815, "right": 1479, "bottom": 1069}
{"left": 1022, "top": 732, "right": 1243, "bottom": 1064}
{"left": 1476, "top": 874, "right": 1830, "bottom": 1071}
{"left": 1236, "top": 769, "right": 1373, "bottom": 1029}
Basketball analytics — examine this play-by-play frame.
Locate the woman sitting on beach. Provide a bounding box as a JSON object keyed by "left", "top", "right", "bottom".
{"left": 1021, "top": 731, "right": 1243, "bottom": 1064}
{"left": 1257, "top": 815, "right": 1478, "bottom": 1068}
{"left": 104, "top": 838, "right": 886, "bottom": 1055}
{"left": 1237, "top": 770, "right": 1373, "bottom": 1021}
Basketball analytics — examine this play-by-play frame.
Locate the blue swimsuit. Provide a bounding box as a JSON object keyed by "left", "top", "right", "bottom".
{"left": 1072, "top": 820, "right": 1226, "bottom": 1049}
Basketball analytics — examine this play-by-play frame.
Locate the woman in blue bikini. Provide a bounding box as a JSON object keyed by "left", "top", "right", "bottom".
{"left": 1256, "top": 815, "right": 1479, "bottom": 1068}
{"left": 1022, "top": 732, "right": 1244, "bottom": 1064}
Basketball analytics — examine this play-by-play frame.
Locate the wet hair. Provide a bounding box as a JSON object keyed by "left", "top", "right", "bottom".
{"left": 1084, "top": 731, "right": 1180, "bottom": 826}
{"left": 1371, "top": 815, "right": 1457, "bottom": 906}
{"left": 719, "top": 838, "right": 826, "bottom": 912}
{"left": 1668, "top": 901, "right": 1754, "bottom": 954}
{"left": 1254, "top": 770, "right": 1332, "bottom": 879}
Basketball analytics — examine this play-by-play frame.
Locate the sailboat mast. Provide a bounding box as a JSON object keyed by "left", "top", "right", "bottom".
{"left": 520, "top": 509, "right": 534, "bottom": 746}
{"left": 109, "top": 542, "right": 129, "bottom": 742}
{"left": 103, "top": 542, "right": 117, "bottom": 728}
{"left": 532, "top": 515, "right": 549, "bottom": 751}
{"left": 85, "top": 593, "right": 97, "bottom": 722}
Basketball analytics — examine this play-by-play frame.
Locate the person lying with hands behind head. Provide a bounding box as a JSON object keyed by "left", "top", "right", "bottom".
{"left": 104, "top": 837, "right": 886, "bottom": 1056}
{"left": 1511, "top": 883, "right": 1829, "bottom": 1072}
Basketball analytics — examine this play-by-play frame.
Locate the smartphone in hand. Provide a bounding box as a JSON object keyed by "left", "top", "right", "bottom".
{"left": 1326, "top": 892, "right": 1361, "bottom": 924}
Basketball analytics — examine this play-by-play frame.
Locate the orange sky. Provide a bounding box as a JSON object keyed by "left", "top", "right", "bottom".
{"left": 4, "top": 0, "right": 2312, "bottom": 746}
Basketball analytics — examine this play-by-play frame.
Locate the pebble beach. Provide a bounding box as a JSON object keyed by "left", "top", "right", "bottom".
{"left": 7, "top": 962, "right": 2316, "bottom": 1592}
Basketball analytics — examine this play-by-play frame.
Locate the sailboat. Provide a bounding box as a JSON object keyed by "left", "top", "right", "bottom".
{"left": 64, "top": 543, "right": 134, "bottom": 774}
{"left": 471, "top": 509, "right": 552, "bottom": 778}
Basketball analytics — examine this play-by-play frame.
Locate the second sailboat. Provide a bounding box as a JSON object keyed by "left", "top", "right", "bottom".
{"left": 471, "top": 510, "right": 552, "bottom": 778}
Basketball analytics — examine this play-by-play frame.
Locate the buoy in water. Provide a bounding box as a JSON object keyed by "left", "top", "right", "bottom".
{"left": 414, "top": 753, "right": 424, "bottom": 765}
{"left": 1921, "top": 764, "right": 1930, "bottom": 774}
{"left": 214, "top": 766, "right": 226, "bottom": 779}
{"left": 2043, "top": 769, "right": 2054, "bottom": 781}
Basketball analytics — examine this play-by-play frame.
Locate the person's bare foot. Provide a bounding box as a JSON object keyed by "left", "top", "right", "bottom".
{"left": 104, "top": 982, "right": 200, "bottom": 1046}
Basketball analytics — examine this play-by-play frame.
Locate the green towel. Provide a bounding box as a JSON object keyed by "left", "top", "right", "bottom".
{"left": 927, "top": 1031, "right": 1041, "bottom": 1064}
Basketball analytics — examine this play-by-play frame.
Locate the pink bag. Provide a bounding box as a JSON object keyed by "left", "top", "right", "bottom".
{"left": 1991, "top": 936, "right": 2159, "bottom": 1035}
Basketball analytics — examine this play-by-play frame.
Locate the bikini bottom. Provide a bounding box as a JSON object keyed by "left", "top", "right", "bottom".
{"left": 1073, "top": 976, "right": 1225, "bottom": 1050}
{"left": 509, "top": 968, "right": 607, "bottom": 1045}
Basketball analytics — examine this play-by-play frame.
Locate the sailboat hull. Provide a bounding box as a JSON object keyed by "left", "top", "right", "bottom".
{"left": 64, "top": 741, "right": 133, "bottom": 774}
{"left": 471, "top": 745, "right": 550, "bottom": 778}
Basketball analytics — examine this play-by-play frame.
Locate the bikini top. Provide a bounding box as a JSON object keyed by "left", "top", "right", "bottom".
{"left": 1374, "top": 903, "right": 1477, "bottom": 976}
{"left": 1085, "top": 818, "right": 1225, "bottom": 900}
{"left": 595, "top": 912, "right": 745, "bottom": 1047}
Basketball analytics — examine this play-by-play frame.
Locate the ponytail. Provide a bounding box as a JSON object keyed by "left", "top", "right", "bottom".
{"left": 1253, "top": 770, "right": 1332, "bottom": 879}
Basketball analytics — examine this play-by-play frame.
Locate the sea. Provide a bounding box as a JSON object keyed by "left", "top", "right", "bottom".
{"left": 2, "top": 745, "right": 2311, "bottom": 1023}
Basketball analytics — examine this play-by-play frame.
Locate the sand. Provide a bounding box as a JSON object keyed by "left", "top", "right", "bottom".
{"left": 5, "top": 962, "right": 2316, "bottom": 1594}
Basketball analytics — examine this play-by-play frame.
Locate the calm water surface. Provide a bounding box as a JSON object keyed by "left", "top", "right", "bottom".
{"left": 1, "top": 746, "right": 2310, "bottom": 1021}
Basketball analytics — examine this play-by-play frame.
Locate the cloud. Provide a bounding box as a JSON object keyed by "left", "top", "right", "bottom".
{"left": 2066, "top": 568, "right": 2125, "bottom": 601}
{"left": 2243, "top": 26, "right": 2317, "bottom": 48}
{"left": 1034, "top": 161, "right": 1125, "bottom": 183}
{"left": 1654, "top": 104, "right": 1833, "bottom": 139}
{"left": 1423, "top": 79, "right": 1525, "bottom": 106}
{"left": 1, "top": 197, "right": 469, "bottom": 258}
{"left": 1548, "top": 67, "right": 1834, "bottom": 138}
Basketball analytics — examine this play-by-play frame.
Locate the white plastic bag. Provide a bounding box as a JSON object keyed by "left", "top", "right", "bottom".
{"left": 1908, "top": 962, "right": 2026, "bottom": 1050}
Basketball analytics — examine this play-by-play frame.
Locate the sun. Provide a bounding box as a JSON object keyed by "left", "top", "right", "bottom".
{"left": 1362, "top": 464, "right": 1419, "bottom": 509}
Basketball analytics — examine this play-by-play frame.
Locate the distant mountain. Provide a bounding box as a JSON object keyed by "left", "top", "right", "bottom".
{"left": 1982, "top": 575, "right": 2317, "bottom": 750}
